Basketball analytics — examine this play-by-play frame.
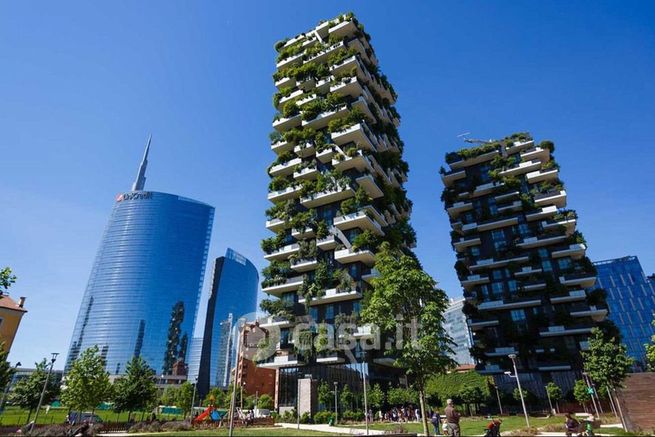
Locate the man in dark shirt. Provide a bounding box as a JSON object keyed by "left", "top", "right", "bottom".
{"left": 444, "top": 398, "right": 461, "bottom": 436}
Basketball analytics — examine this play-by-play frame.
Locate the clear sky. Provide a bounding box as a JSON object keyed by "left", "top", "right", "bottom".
{"left": 1, "top": 1, "right": 654, "bottom": 370}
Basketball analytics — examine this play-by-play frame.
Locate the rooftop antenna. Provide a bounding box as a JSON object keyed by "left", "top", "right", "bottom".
{"left": 132, "top": 135, "right": 151, "bottom": 191}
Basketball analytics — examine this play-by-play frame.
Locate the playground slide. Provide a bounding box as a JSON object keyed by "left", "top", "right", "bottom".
{"left": 193, "top": 407, "right": 212, "bottom": 423}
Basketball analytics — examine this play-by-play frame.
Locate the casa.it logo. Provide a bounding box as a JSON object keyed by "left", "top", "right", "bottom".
{"left": 116, "top": 192, "right": 152, "bottom": 202}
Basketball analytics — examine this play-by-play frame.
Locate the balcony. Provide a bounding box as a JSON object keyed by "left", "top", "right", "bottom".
{"left": 540, "top": 325, "right": 593, "bottom": 337}
{"left": 277, "top": 89, "right": 304, "bottom": 109}
{"left": 330, "top": 76, "right": 364, "bottom": 98}
{"left": 469, "top": 255, "right": 529, "bottom": 272}
{"left": 271, "top": 140, "right": 294, "bottom": 155}
{"left": 328, "top": 19, "right": 358, "bottom": 39}
{"left": 331, "top": 123, "right": 377, "bottom": 151}
{"left": 499, "top": 160, "right": 542, "bottom": 177}
{"left": 476, "top": 216, "right": 519, "bottom": 232}
{"left": 269, "top": 157, "right": 301, "bottom": 177}
{"left": 522, "top": 280, "right": 547, "bottom": 292}
{"left": 486, "top": 347, "right": 518, "bottom": 357}
{"left": 264, "top": 243, "right": 300, "bottom": 261}
{"left": 478, "top": 298, "right": 541, "bottom": 311}
{"left": 275, "top": 76, "right": 295, "bottom": 90}
{"left": 517, "top": 234, "right": 568, "bottom": 249}
{"left": 268, "top": 185, "right": 302, "bottom": 202}
{"left": 453, "top": 236, "right": 482, "bottom": 253}
{"left": 356, "top": 174, "right": 384, "bottom": 199}
{"left": 293, "top": 165, "right": 318, "bottom": 180}
{"left": 362, "top": 268, "right": 380, "bottom": 284}
{"left": 497, "top": 200, "right": 522, "bottom": 214}
{"left": 262, "top": 276, "right": 304, "bottom": 295}
{"left": 373, "top": 357, "right": 396, "bottom": 367}
{"left": 559, "top": 272, "right": 596, "bottom": 288}
{"left": 294, "top": 143, "right": 316, "bottom": 158}
{"left": 299, "top": 287, "right": 362, "bottom": 306}
{"left": 316, "top": 146, "right": 336, "bottom": 163}
{"left": 571, "top": 305, "right": 608, "bottom": 321}
{"left": 468, "top": 319, "right": 499, "bottom": 330}
{"left": 258, "top": 354, "right": 304, "bottom": 369}
{"left": 301, "top": 186, "right": 355, "bottom": 208}
{"left": 329, "top": 55, "right": 359, "bottom": 77}
{"left": 549, "top": 290, "right": 586, "bottom": 304}
{"left": 526, "top": 168, "right": 559, "bottom": 183}
{"left": 447, "top": 201, "right": 473, "bottom": 218}
{"left": 542, "top": 218, "right": 577, "bottom": 235}
{"left": 449, "top": 150, "right": 499, "bottom": 170}
{"left": 351, "top": 96, "right": 376, "bottom": 122}
{"left": 302, "top": 105, "right": 349, "bottom": 130}
{"left": 316, "top": 354, "right": 346, "bottom": 364}
{"left": 334, "top": 210, "right": 384, "bottom": 235}
{"left": 471, "top": 181, "right": 504, "bottom": 197}
{"left": 305, "top": 41, "right": 345, "bottom": 64}
{"left": 537, "top": 364, "right": 571, "bottom": 371}
{"left": 265, "top": 218, "right": 286, "bottom": 232}
{"left": 441, "top": 169, "right": 466, "bottom": 187}
{"left": 552, "top": 243, "right": 587, "bottom": 259}
{"left": 534, "top": 190, "right": 567, "bottom": 208}
{"left": 317, "top": 235, "right": 338, "bottom": 250}
{"left": 520, "top": 146, "right": 550, "bottom": 162}
{"left": 332, "top": 151, "right": 374, "bottom": 173}
{"left": 259, "top": 316, "right": 293, "bottom": 329}
{"left": 335, "top": 247, "right": 375, "bottom": 266}
{"left": 291, "top": 227, "right": 315, "bottom": 239}
{"left": 526, "top": 205, "right": 558, "bottom": 222}
{"left": 272, "top": 114, "right": 302, "bottom": 132}
{"left": 296, "top": 93, "right": 318, "bottom": 107}
{"left": 276, "top": 52, "right": 303, "bottom": 70}
{"left": 291, "top": 258, "right": 318, "bottom": 273}
{"left": 461, "top": 274, "right": 490, "bottom": 290}
{"left": 506, "top": 139, "right": 534, "bottom": 154}
{"left": 514, "top": 266, "right": 543, "bottom": 277}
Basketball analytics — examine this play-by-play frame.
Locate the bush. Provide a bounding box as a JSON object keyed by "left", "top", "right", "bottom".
{"left": 341, "top": 410, "right": 364, "bottom": 422}
{"left": 313, "top": 411, "right": 335, "bottom": 424}
{"left": 300, "top": 411, "right": 313, "bottom": 424}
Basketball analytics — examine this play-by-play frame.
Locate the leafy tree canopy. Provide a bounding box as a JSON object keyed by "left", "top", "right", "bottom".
{"left": 581, "top": 327, "right": 633, "bottom": 392}
{"left": 61, "top": 345, "right": 112, "bottom": 412}
{"left": 113, "top": 356, "right": 158, "bottom": 414}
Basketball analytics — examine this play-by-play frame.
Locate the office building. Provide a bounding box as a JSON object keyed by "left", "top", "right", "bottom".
{"left": 261, "top": 13, "right": 413, "bottom": 413}
{"left": 440, "top": 133, "right": 608, "bottom": 397}
{"left": 65, "top": 140, "right": 214, "bottom": 376}
{"left": 0, "top": 294, "right": 26, "bottom": 354}
{"left": 443, "top": 297, "right": 475, "bottom": 365}
{"left": 594, "top": 256, "right": 655, "bottom": 369}
{"left": 197, "top": 249, "right": 258, "bottom": 399}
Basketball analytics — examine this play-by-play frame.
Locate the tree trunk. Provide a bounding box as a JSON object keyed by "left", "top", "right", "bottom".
{"left": 26, "top": 408, "right": 33, "bottom": 424}
{"left": 418, "top": 388, "right": 430, "bottom": 436}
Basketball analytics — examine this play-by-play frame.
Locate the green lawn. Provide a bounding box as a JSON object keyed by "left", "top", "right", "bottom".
{"left": 0, "top": 406, "right": 184, "bottom": 426}
{"left": 155, "top": 428, "right": 332, "bottom": 436}
{"left": 340, "top": 414, "right": 565, "bottom": 435}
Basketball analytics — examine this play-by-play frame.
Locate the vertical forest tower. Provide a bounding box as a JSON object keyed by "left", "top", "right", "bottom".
{"left": 260, "top": 13, "right": 414, "bottom": 410}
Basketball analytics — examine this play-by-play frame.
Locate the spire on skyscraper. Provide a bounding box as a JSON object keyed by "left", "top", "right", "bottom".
{"left": 132, "top": 135, "right": 151, "bottom": 191}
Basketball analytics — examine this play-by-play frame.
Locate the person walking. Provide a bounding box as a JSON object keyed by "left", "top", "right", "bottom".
{"left": 430, "top": 409, "right": 441, "bottom": 435}
{"left": 444, "top": 399, "right": 461, "bottom": 437}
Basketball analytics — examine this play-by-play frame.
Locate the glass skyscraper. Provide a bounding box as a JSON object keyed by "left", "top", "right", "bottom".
{"left": 594, "top": 256, "right": 655, "bottom": 369}
{"left": 197, "top": 249, "right": 258, "bottom": 398}
{"left": 65, "top": 141, "right": 214, "bottom": 376}
{"left": 443, "top": 297, "right": 475, "bottom": 365}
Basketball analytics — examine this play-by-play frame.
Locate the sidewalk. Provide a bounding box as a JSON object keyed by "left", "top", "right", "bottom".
{"left": 278, "top": 423, "right": 386, "bottom": 435}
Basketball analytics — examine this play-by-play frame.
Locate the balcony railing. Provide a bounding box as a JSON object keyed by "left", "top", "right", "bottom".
{"left": 334, "top": 247, "right": 375, "bottom": 266}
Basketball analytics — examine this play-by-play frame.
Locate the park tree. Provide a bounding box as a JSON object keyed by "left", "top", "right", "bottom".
{"left": 161, "top": 386, "right": 179, "bottom": 407}
{"left": 339, "top": 384, "right": 354, "bottom": 412}
{"left": 112, "top": 356, "right": 158, "bottom": 421}
{"left": 573, "top": 379, "right": 592, "bottom": 412}
{"left": 460, "top": 385, "right": 485, "bottom": 416}
{"left": 0, "top": 342, "right": 16, "bottom": 393}
{"left": 0, "top": 267, "right": 17, "bottom": 291}
{"left": 257, "top": 394, "right": 274, "bottom": 410}
{"left": 176, "top": 381, "right": 195, "bottom": 417}
{"left": 581, "top": 327, "right": 633, "bottom": 408}
{"left": 645, "top": 314, "right": 655, "bottom": 371}
{"left": 203, "top": 387, "right": 228, "bottom": 408}
{"left": 8, "top": 359, "right": 60, "bottom": 422}
{"left": 367, "top": 383, "right": 385, "bottom": 410}
{"left": 318, "top": 381, "right": 333, "bottom": 411}
{"left": 61, "top": 346, "right": 112, "bottom": 416}
{"left": 361, "top": 242, "right": 456, "bottom": 436}
{"left": 545, "top": 382, "right": 562, "bottom": 413}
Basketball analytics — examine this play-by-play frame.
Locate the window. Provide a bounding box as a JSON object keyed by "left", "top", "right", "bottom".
{"left": 470, "top": 246, "right": 480, "bottom": 258}
{"left": 492, "top": 230, "right": 506, "bottom": 251}
{"left": 518, "top": 224, "right": 531, "bottom": 238}
{"left": 487, "top": 197, "right": 497, "bottom": 216}
{"left": 507, "top": 280, "right": 518, "bottom": 294}
{"left": 492, "top": 282, "right": 504, "bottom": 298}
{"left": 538, "top": 248, "right": 549, "bottom": 259}
{"left": 310, "top": 307, "right": 318, "bottom": 321}
{"left": 541, "top": 260, "right": 553, "bottom": 272}
{"left": 558, "top": 258, "right": 573, "bottom": 271}
{"left": 492, "top": 270, "right": 504, "bottom": 280}
{"left": 511, "top": 309, "right": 526, "bottom": 322}
{"left": 282, "top": 292, "right": 296, "bottom": 304}
{"left": 325, "top": 305, "right": 334, "bottom": 320}
{"left": 479, "top": 165, "right": 491, "bottom": 183}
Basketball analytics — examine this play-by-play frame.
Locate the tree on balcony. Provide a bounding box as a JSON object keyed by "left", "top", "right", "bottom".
{"left": 361, "top": 242, "right": 456, "bottom": 436}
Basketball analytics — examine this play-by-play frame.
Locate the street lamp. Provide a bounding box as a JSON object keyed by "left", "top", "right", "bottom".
{"left": 493, "top": 383, "right": 503, "bottom": 416}
{"left": 333, "top": 382, "right": 338, "bottom": 425}
{"left": 545, "top": 385, "right": 554, "bottom": 414}
{"left": 34, "top": 353, "right": 58, "bottom": 426}
{"left": 506, "top": 354, "right": 530, "bottom": 428}
{"left": 191, "top": 377, "right": 198, "bottom": 418}
{"left": 582, "top": 372, "right": 600, "bottom": 416}
{"left": 361, "top": 356, "right": 369, "bottom": 436}
{"left": 0, "top": 361, "right": 21, "bottom": 414}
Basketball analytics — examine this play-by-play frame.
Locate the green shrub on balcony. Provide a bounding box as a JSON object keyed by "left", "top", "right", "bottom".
{"left": 542, "top": 160, "right": 560, "bottom": 171}
{"left": 289, "top": 209, "right": 317, "bottom": 232}
{"left": 269, "top": 130, "right": 283, "bottom": 144}
{"left": 539, "top": 140, "right": 555, "bottom": 152}
{"left": 259, "top": 298, "right": 294, "bottom": 321}
{"left": 269, "top": 176, "right": 292, "bottom": 192}
{"left": 327, "top": 107, "right": 365, "bottom": 133}
{"left": 261, "top": 232, "right": 286, "bottom": 254}
{"left": 267, "top": 151, "right": 295, "bottom": 173}
{"left": 316, "top": 220, "right": 330, "bottom": 240}
{"left": 326, "top": 47, "right": 357, "bottom": 67}
{"left": 506, "top": 132, "right": 532, "bottom": 142}
{"left": 274, "top": 39, "right": 289, "bottom": 52}
{"left": 384, "top": 218, "right": 417, "bottom": 249}
{"left": 333, "top": 268, "right": 355, "bottom": 292}
{"left": 520, "top": 193, "right": 536, "bottom": 210}
{"left": 282, "top": 101, "right": 299, "bottom": 118}
{"left": 568, "top": 231, "right": 587, "bottom": 245}
{"left": 333, "top": 66, "right": 358, "bottom": 83}
{"left": 290, "top": 240, "right": 317, "bottom": 264}
{"left": 273, "top": 86, "right": 295, "bottom": 108}
{"left": 266, "top": 199, "right": 297, "bottom": 221}
{"left": 454, "top": 260, "right": 470, "bottom": 279}
{"left": 351, "top": 230, "right": 380, "bottom": 251}
{"left": 553, "top": 209, "right": 578, "bottom": 221}
{"left": 276, "top": 40, "right": 305, "bottom": 63}
{"left": 587, "top": 288, "right": 607, "bottom": 306}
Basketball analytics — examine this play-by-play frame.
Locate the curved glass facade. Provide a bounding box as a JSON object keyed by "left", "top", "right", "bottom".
{"left": 65, "top": 191, "right": 214, "bottom": 375}
{"left": 197, "top": 249, "right": 258, "bottom": 397}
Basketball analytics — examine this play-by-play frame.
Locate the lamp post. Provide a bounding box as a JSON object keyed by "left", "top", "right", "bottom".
{"left": 0, "top": 361, "right": 21, "bottom": 414}
{"left": 507, "top": 354, "right": 529, "bottom": 428}
{"left": 333, "top": 382, "right": 338, "bottom": 425}
{"left": 582, "top": 372, "right": 599, "bottom": 416}
{"left": 494, "top": 383, "right": 503, "bottom": 415}
{"left": 191, "top": 377, "right": 198, "bottom": 418}
{"left": 361, "top": 356, "right": 369, "bottom": 436}
{"left": 545, "top": 385, "right": 554, "bottom": 414}
{"left": 228, "top": 323, "right": 243, "bottom": 437}
{"left": 34, "top": 353, "right": 58, "bottom": 426}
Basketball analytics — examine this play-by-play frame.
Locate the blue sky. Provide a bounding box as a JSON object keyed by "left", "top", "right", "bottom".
{"left": 1, "top": 1, "right": 654, "bottom": 369}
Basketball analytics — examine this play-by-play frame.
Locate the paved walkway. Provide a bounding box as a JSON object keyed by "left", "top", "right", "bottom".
{"left": 278, "top": 423, "right": 386, "bottom": 435}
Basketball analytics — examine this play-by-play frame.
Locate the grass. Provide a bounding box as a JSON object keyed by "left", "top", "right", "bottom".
{"left": 155, "top": 427, "right": 333, "bottom": 436}
{"left": 339, "top": 414, "right": 565, "bottom": 435}
{"left": 0, "top": 406, "right": 184, "bottom": 426}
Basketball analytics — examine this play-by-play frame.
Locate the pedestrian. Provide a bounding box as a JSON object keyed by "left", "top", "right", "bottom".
{"left": 430, "top": 409, "right": 441, "bottom": 435}
{"left": 444, "top": 399, "right": 461, "bottom": 437}
{"left": 415, "top": 407, "right": 420, "bottom": 422}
